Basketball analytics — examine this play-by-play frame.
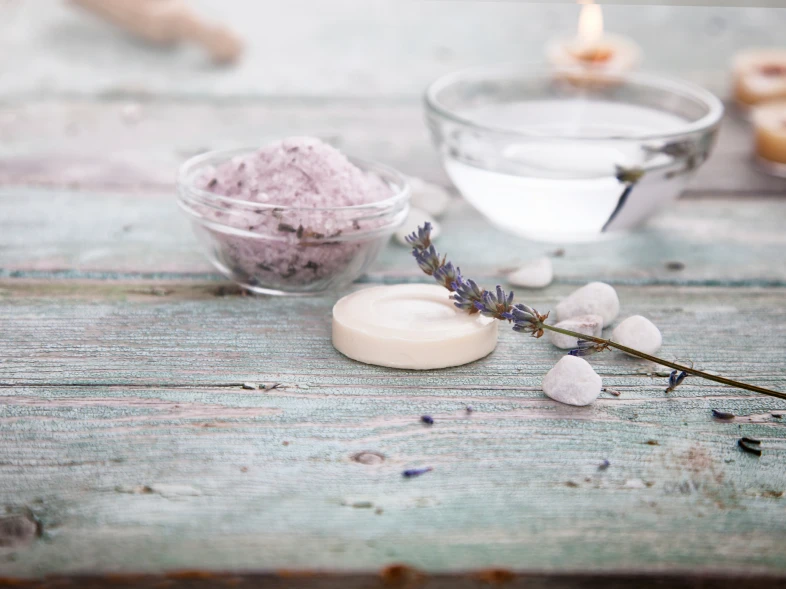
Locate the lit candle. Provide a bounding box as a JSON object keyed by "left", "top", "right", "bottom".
{"left": 732, "top": 49, "right": 786, "bottom": 109}
{"left": 547, "top": 1, "right": 641, "bottom": 77}
{"left": 752, "top": 101, "right": 786, "bottom": 177}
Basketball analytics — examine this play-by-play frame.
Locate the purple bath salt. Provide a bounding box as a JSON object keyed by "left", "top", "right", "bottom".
{"left": 192, "top": 137, "right": 393, "bottom": 290}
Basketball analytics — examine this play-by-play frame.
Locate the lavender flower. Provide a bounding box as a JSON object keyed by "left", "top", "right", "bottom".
{"left": 511, "top": 304, "right": 548, "bottom": 338}
{"left": 452, "top": 276, "right": 484, "bottom": 313}
{"left": 404, "top": 222, "right": 433, "bottom": 250}
{"left": 413, "top": 245, "right": 442, "bottom": 276}
{"left": 475, "top": 285, "right": 515, "bottom": 320}
{"left": 433, "top": 261, "right": 461, "bottom": 291}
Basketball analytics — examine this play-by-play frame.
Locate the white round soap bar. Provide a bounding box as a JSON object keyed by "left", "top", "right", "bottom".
{"left": 332, "top": 284, "right": 498, "bottom": 370}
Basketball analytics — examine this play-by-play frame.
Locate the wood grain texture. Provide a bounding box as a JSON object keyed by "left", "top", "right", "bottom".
{"left": 0, "top": 283, "right": 784, "bottom": 578}
{"left": 0, "top": 100, "right": 784, "bottom": 194}
{"left": 2, "top": 2, "right": 786, "bottom": 581}
{"left": 2, "top": 189, "right": 786, "bottom": 286}
{"left": 2, "top": 1, "right": 786, "bottom": 99}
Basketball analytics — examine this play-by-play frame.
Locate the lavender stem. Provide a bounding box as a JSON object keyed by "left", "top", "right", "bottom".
{"left": 541, "top": 323, "right": 786, "bottom": 401}
{"left": 404, "top": 222, "right": 786, "bottom": 403}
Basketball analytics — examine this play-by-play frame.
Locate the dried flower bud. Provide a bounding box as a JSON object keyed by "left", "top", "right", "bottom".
{"left": 413, "top": 244, "right": 441, "bottom": 276}
{"left": 433, "top": 261, "right": 461, "bottom": 291}
{"left": 452, "top": 276, "right": 484, "bottom": 313}
{"left": 402, "top": 467, "right": 433, "bottom": 478}
{"left": 568, "top": 339, "right": 609, "bottom": 357}
{"left": 665, "top": 370, "right": 688, "bottom": 393}
{"left": 405, "top": 222, "right": 433, "bottom": 249}
{"left": 510, "top": 303, "right": 549, "bottom": 338}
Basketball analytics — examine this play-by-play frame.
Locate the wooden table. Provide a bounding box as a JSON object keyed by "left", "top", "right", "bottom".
{"left": 2, "top": 4, "right": 786, "bottom": 587}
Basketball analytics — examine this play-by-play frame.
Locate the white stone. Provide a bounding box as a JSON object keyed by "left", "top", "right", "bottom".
{"left": 408, "top": 177, "right": 451, "bottom": 217}
{"left": 541, "top": 355, "right": 602, "bottom": 407}
{"left": 394, "top": 207, "right": 440, "bottom": 246}
{"left": 547, "top": 314, "right": 604, "bottom": 349}
{"left": 507, "top": 257, "right": 553, "bottom": 289}
{"left": 555, "top": 282, "right": 620, "bottom": 325}
{"left": 612, "top": 315, "right": 662, "bottom": 355}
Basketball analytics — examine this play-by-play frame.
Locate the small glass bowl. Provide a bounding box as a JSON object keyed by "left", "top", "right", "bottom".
{"left": 177, "top": 148, "right": 410, "bottom": 295}
{"left": 425, "top": 66, "right": 724, "bottom": 242}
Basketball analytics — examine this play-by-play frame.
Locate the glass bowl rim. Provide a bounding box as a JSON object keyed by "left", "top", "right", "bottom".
{"left": 177, "top": 146, "right": 410, "bottom": 213}
{"left": 424, "top": 64, "right": 725, "bottom": 142}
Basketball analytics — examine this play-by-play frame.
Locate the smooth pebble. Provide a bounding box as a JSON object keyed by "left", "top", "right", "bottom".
{"left": 612, "top": 315, "right": 662, "bottom": 355}
{"left": 541, "top": 355, "right": 602, "bottom": 407}
{"left": 394, "top": 207, "right": 440, "bottom": 246}
{"left": 408, "top": 177, "right": 451, "bottom": 217}
{"left": 556, "top": 281, "right": 620, "bottom": 325}
{"left": 547, "top": 314, "right": 604, "bottom": 349}
{"left": 507, "top": 257, "right": 553, "bottom": 289}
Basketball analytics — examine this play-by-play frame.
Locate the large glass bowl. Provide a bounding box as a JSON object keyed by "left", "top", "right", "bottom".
{"left": 425, "top": 66, "right": 724, "bottom": 242}
{"left": 178, "top": 148, "right": 410, "bottom": 295}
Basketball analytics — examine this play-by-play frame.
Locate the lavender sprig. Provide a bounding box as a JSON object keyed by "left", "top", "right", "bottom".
{"left": 407, "top": 224, "right": 786, "bottom": 402}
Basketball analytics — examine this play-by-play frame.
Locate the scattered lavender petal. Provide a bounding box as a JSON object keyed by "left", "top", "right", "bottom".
{"left": 738, "top": 439, "right": 762, "bottom": 456}
{"left": 711, "top": 409, "right": 735, "bottom": 420}
{"left": 402, "top": 467, "right": 433, "bottom": 478}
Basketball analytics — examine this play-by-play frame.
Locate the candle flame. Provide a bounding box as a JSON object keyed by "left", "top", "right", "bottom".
{"left": 577, "top": 1, "right": 604, "bottom": 44}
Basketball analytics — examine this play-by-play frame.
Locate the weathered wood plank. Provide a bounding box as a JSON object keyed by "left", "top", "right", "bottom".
{"left": 0, "top": 283, "right": 784, "bottom": 578}
{"left": 1, "top": 189, "right": 785, "bottom": 285}
{"left": 2, "top": 1, "right": 785, "bottom": 100}
{"left": 0, "top": 100, "right": 783, "bottom": 194}
{"left": 2, "top": 281, "right": 785, "bottom": 392}
{"left": 2, "top": 1, "right": 785, "bottom": 582}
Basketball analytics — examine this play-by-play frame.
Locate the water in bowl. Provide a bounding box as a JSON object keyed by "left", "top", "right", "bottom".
{"left": 443, "top": 100, "right": 695, "bottom": 242}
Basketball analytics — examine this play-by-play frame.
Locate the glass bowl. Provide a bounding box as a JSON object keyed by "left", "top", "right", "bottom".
{"left": 425, "top": 66, "right": 724, "bottom": 242}
{"left": 177, "top": 148, "right": 410, "bottom": 295}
